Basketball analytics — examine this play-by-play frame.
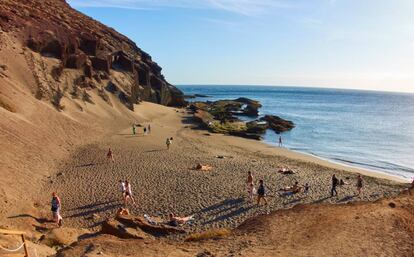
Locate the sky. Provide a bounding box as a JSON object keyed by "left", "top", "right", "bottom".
{"left": 67, "top": 0, "right": 414, "bottom": 93}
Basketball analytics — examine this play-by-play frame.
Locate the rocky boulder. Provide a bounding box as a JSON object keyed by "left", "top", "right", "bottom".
{"left": 101, "top": 219, "right": 150, "bottom": 240}
{"left": 116, "top": 215, "right": 186, "bottom": 236}
{"left": 260, "top": 115, "right": 295, "bottom": 133}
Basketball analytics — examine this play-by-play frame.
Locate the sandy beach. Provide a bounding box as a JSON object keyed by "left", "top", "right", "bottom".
{"left": 44, "top": 102, "right": 406, "bottom": 232}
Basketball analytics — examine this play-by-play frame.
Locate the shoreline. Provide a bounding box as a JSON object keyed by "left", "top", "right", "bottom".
{"left": 254, "top": 137, "right": 411, "bottom": 183}
{"left": 181, "top": 107, "right": 409, "bottom": 184}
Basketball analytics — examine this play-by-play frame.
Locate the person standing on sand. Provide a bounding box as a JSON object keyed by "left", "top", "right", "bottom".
{"left": 356, "top": 175, "right": 364, "bottom": 195}
{"left": 278, "top": 135, "right": 283, "bottom": 147}
{"left": 148, "top": 124, "right": 151, "bottom": 134}
{"left": 132, "top": 124, "right": 136, "bottom": 135}
{"left": 144, "top": 127, "right": 147, "bottom": 135}
{"left": 124, "top": 180, "right": 136, "bottom": 205}
{"left": 51, "top": 192, "right": 63, "bottom": 227}
{"left": 331, "top": 174, "right": 338, "bottom": 197}
{"left": 119, "top": 180, "right": 126, "bottom": 201}
{"left": 166, "top": 138, "right": 171, "bottom": 150}
{"left": 247, "top": 171, "right": 254, "bottom": 200}
{"left": 257, "top": 180, "right": 268, "bottom": 205}
{"left": 107, "top": 148, "right": 114, "bottom": 162}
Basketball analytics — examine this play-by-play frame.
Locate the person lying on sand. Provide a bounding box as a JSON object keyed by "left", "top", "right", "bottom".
{"left": 279, "top": 181, "right": 301, "bottom": 194}
{"left": 277, "top": 167, "right": 296, "bottom": 174}
{"left": 194, "top": 164, "right": 212, "bottom": 171}
{"left": 168, "top": 213, "right": 194, "bottom": 227}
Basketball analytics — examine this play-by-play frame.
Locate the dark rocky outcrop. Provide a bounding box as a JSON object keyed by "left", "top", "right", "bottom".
{"left": 189, "top": 98, "right": 295, "bottom": 140}
{"left": 101, "top": 219, "right": 150, "bottom": 239}
{"left": 260, "top": 115, "right": 295, "bottom": 133}
{"left": 115, "top": 215, "right": 186, "bottom": 237}
{"left": 0, "top": 0, "right": 186, "bottom": 109}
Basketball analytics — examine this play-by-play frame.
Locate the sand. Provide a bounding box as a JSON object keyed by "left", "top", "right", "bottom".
{"left": 43, "top": 102, "right": 406, "bottom": 233}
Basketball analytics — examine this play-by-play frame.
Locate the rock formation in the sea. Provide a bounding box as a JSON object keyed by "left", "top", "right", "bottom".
{"left": 260, "top": 115, "right": 295, "bottom": 133}
{"left": 0, "top": 0, "right": 185, "bottom": 110}
{"left": 189, "top": 98, "right": 294, "bottom": 139}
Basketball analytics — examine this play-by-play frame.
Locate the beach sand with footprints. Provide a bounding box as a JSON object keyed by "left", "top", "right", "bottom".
{"left": 45, "top": 102, "right": 405, "bottom": 233}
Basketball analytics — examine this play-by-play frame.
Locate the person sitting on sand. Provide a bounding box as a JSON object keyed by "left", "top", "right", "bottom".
{"left": 51, "top": 192, "right": 63, "bottom": 227}
{"left": 257, "top": 180, "right": 268, "bottom": 205}
{"left": 166, "top": 138, "right": 172, "bottom": 150}
{"left": 277, "top": 167, "right": 296, "bottom": 175}
{"left": 116, "top": 207, "right": 130, "bottom": 217}
{"left": 280, "top": 181, "right": 301, "bottom": 194}
{"left": 356, "top": 175, "right": 364, "bottom": 195}
{"left": 303, "top": 183, "right": 310, "bottom": 195}
{"left": 168, "top": 213, "right": 194, "bottom": 227}
{"left": 107, "top": 148, "right": 114, "bottom": 162}
{"left": 124, "top": 180, "right": 136, "bottom": 205}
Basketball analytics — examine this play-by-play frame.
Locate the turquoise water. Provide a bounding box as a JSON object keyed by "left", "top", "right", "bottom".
{"left": 178, "top": 85, "right": 414, "bottom": 180}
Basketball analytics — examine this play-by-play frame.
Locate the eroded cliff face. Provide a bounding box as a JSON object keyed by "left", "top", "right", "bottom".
{"left": 0, "top": 0, "right": 185, "bottom": 110}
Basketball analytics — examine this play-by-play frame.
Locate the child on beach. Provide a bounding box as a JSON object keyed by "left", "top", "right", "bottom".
{"left": 124, "top": 180, "right": 136, "bottom": 205}
{"left": 107, "top": 148, "right": 114, "bottom": 162}
{"left": 257, "top": 180, "right": 268, "bottom": 205}
{"left": 356, "top": 175, "right": 364, "bottom": 195}
{"left": 51, "top": 192, "right": 63, "bottom": 227}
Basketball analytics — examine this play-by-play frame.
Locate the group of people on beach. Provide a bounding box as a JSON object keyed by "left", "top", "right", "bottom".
{"left": 330, "top": 174, "right": 364, "bottom": 197}
{"left": 119, "top": 180, "right": 136, "bottom": 205}
{"left": 246, "top": 170, "right": 371, "bottom": 205}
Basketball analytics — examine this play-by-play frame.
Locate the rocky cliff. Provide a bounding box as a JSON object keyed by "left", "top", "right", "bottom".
{"left": 0, "top": 0, "right": 185, "bottom": 110}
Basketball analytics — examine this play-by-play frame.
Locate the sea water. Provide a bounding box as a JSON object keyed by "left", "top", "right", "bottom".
{"left": 177, "top": 85, "right": 414, "bottom": 180}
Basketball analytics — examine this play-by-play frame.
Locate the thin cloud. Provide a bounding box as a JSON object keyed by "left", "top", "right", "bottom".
{"left": 67, "top": 0, "right": 298, "bottom": 15}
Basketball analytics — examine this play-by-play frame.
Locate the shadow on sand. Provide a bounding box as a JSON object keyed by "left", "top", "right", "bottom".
{"left": 197, "top": 197, "right": 254, "bottom": 225}
{"left": 8, "top": 214, "right": 49, "bottom": 224}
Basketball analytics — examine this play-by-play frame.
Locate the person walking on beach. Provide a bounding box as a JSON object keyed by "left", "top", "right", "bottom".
{"left": 278, "top": 135, "right": 283, "bottom": 147}
{"left": 247, "top": 171, "right": 254, "bottom": 200}
{"left": 51, "top": 192, "right": 63, "bottom": 227}
{"left": 356, "top": 175, "right": 364, "bottom": 195}
{"left": 166, "top": 138, "right": 172, "bottom": 150}
{"left": 107, "top": 148, "right": 114, "bottom": 162}
{"left": 144, "top": 127, "right": 147, "bottom": 135}
{"left": 119, "top": 180, "right": 126, "bottom": 201}
{"left": 148, "top": 124, "right": 151, "bottom": 134}
{"left": 124, "top": 180, "right": 136, "bottom": 205}
{"left": 331, "top": 174, "right": 338, "bottom": 197}
{"left": 257, "top": 180, "right": 268, "bottom": 205}
{"left": 132, "top": 124, "right": 136, "bottom": 135}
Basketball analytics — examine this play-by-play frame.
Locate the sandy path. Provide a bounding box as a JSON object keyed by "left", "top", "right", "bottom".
{"left": 46, "top": 102, "right": 405, "bottom": 232}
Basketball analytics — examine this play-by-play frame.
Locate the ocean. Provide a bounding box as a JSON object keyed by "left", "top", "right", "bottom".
{"left": 177, "top": 85, "right": 414, "bottom": 180}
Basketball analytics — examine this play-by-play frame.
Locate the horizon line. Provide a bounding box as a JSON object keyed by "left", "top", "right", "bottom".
{"left": 175, "top": 83, "right": 414, "bottom": 95}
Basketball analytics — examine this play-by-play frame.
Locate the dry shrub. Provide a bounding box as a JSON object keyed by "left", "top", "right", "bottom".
{"left": 185, "top": 228, "right": 231, "bottom": 242}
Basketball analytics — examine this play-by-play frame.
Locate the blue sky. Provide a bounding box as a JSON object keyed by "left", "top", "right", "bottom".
{"left": 67, "top": 0, "right": 414, "bottom": 92}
